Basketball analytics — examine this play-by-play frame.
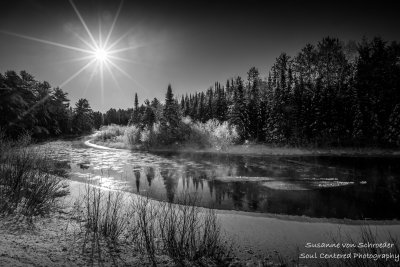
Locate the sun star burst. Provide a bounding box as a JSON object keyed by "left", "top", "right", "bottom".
{"left": 0, "top": 0, "right": 143, "bottom": 102}
{"left": 94, "top": 48, "right": 109, "bottom": 62}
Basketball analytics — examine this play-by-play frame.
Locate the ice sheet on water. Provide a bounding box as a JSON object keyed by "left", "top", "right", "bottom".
{"left": 216, "top": 176, "right": 277, "bottom": 182}
{"left": 262, "top": 181, "right": 310, "bottom": 191}
{"left": 261, "top": 178, "right": 356, "bottom": 191}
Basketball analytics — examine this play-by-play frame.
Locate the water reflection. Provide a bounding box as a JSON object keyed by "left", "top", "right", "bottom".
{"left": 40, "top": 140, "right": 400, "bottom": 220}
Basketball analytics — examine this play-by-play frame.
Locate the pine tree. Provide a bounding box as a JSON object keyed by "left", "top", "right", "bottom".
{"left": 198, "top": 92, "right": 205, "bottom": 122}
{"left": 215, "top": 86, "right": 227, "bottom": 122}
{"left": 206, "top": 88, "right": 214, "bottom": 121}
{"left": 73, "top": 98, "right": 93, "bottom": 133}
{"left": 246, "top": 67, "right": 261, "bottom": 141}
{"left": 385, "top": 104, "right": 400, "bottom": 146}
{"left": 184, "top": 94, "right": 190, "bottom": 117}
{"left": 229, "top": 77, "right": 248, "bottom": 141}
{"left": 161, "top": 84, "right": 181, "bottom": 144}
{"left": 141, "top": 99, "right": 156, "bottom": 128}
{"left": 129, "top": 93, "right": 141, "bottom": 125}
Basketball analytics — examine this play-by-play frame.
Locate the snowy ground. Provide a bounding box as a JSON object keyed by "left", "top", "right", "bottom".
{"left": 1, "top": 180, "right": 399, "bottom": 266}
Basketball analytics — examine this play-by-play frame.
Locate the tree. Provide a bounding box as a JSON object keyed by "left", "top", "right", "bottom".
{"left": 229, "top": 77, "right": 248, "bottom": 141}
{"left": 385, "top": 104, "right": 400, "bottom": 146}
{"left": 198, "top": 92, "right": 205, "bottom": 122}
{"left": 73, "top": 98, "right": 93, "bottom": 133}
{"left": 130, "top": 93, "right": 141, "bottom": 125}
{"left": 51, "top": 87, "right": 70, "bottom": 134}
{"left": 215, "top": 86, "right": 228, "bottom": 122}
{"left": 92, "top": 111, "right": 103, "bottom": 129}
{"left": 160, "top": 84, "right": 181, "bottom": 144}
{"left": 246, "top": 67, "right": 261, "bottom": 140}
{"left": 141, "top": 99, "right": 156, "bottom": 128}
{"left": 354, "top": 37, "right": 400, "bottom": 144}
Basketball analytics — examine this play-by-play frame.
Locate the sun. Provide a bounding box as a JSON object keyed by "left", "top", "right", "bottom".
{"left": 95, "top": 48, "right": 108, "bottom": 62}
{"left": 0, "top": 0, "right": 144, "bottom": 97}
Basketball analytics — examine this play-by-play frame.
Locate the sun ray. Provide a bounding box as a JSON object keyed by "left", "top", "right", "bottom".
{"left": 107, "top": 43, "right": 146, "bottom": 55}
{"left": 105, "top": 28, "right": 133, "bottom": 51}
{"left": 0, "top": 30, "right": 93, "bottom": 54}
{"left": 107, "top": 54, "right": 135, "bottom": 63}
{"left": 21, "top": 95, "right": 52, "bottom": 117}
{"left": 56, "top": 55, "right": 95, "bottom": 64}
{"left": 107, "top": 54, "right": 154, "bottom": 69}
{"left": 82, "top": 61, "right": 99, "bottom": 97}
{"left": 106, "top": 58, "right": 133, "bottom": 80}
{"left": 100, "top": 62, "right": 105, "bottom": 104}
{"left": 73, "top": 31, "right": 97, "bottom": 51}
{"left": 69, "top": 0, "right": 99, "bottom": 49}
{"left": 104, "top": 0, "right": 124, "bottom": 48}
{"left": 104, "top": 60, "right": 123, "bottom": 92}
{"left": 98, "top": 16, "right": 102, "bottom": 48}
{"left": 59, "top": 58, "right": 96, "bottom": 88}
{"left": 106, "top": 58, "right": 145, "bottom": 90}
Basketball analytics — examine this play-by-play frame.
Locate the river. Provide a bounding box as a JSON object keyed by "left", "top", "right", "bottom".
{"left": 37, "top": 138, "right": 400, "bottom": 261}
{"left": 38, "top": 138, "right": 400, "bottom": 221}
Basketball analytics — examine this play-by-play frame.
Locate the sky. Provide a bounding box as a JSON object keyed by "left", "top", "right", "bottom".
{"left": 1, "top": 0, "right": 400, "bottom": 112}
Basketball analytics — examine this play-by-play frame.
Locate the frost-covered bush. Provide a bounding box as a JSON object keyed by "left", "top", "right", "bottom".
{"left": 123, "top": 125, "right": 141, "bottom": 146}
{"left": 140, "top": 122, "right": 162, "bottom": 148}
{"left": 180, "top": 118, "right": 239, "bottom": 150}
{"left": 94, "top": 118, "right": 238, "bottom": 150}
{"left": 95, "top": 124, "right": 125, "bottom": 142}
{"left": 212, "top": 121, "right": 239, "bottom": 150}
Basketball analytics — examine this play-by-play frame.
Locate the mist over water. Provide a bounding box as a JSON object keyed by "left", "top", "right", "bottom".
{"left": 40, "top": 139, "right": 400, "bottom": 220}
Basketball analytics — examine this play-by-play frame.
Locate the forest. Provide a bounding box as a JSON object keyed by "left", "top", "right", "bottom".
{"left": 1, "top": 36, "right": 400, "bottom": 147}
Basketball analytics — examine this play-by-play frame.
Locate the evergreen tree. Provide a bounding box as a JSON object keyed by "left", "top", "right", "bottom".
{"left": 73, "top": 98, "right": 93, "bottom": 133}
{"left": 229, "top": 77, "right": 248, "bottom": 141}
{"left": 198, "top": 92, "right": 205, "bottom": 122}
{"left": 246, "top": 67, "right": 261, "bottom": 140}
{"left": 130, "top": 93, "right": 141, "bottom": 125}
{"left": 385, "top": 104, "right": 400, "bottom": 146}
{"left": 141, "top": 99, "right": 156, "bottom": 128}
{"left": 161, "top": 84, "right": 181, "bottom": 143}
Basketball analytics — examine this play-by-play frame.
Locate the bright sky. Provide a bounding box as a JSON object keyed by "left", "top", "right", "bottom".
{"left": 1, "top": 0, "right": 399, "bottom": 112}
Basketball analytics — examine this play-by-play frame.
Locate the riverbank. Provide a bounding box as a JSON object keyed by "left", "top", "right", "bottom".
{"left": 2, "top": 180, "right": 400, "bottom": 266}
{"left": 0, "top": 190, "right": 174, "bottom": 266}
{"left": 90, "top": 138, "right": 400, "bottom": 157}
{"left": 91, "top": 124, "right": 400, "bottom": 157}
{"left": 0, "top": 181, "right": 289, "bottom": 266}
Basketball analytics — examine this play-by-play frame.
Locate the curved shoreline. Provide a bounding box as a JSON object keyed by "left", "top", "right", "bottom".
{"left": 66, "top": 180, "right": 400, "bottom": 260}
{"left": 84, "top": 139, "right": 120, "bottom": 150}
{"left": 82, "top": 137, "right": 400, "bottom": 226}
{"left": 88, "top": 135, "right": 400, "bottom": 157}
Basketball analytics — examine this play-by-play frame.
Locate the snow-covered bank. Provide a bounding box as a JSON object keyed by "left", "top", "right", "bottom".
{"left": 1, "top": 179, "right": 399, "bottom": 266}
{"left": 66, "top": 180, "right": 400, "bottom": 263}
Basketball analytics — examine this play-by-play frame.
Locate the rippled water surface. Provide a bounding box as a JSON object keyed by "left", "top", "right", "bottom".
{"left": 39, "top": 139, "right": 400, "bottom": 220}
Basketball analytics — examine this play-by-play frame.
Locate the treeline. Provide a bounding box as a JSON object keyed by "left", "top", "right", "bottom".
{"left": 0, "top": 70, "right": 102, "bottom": 138}
{"left": 111, "top": 36, "right": 400, "bottom": 147}
{"left": 2, "top": 36, "right": 400, "bottom": 147}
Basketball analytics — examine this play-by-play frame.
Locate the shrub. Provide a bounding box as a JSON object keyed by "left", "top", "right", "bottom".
{"left": 95, "top": 124, "right": 126, "bottom": 142}
{"left": 181, "top": 118, "right": 239, "bottom": 150}
{"left": 157, "top": 194, "right": 229, "bottom": 266}
{"left": 94, "top": 119, "right": 239, "bottom": 150}
{"left": 123, "top": 125, "right": 141, "bottom": 146}
{"left": 128, "top": 193, "right": 231, "bottom": 266}
{"left": 82, "top": 185, "right": 128, "bottom": 243}
{"left": 0, "top": 133, "right": 69, "bottom": 217}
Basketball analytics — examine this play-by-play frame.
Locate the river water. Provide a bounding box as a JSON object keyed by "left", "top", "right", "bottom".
{"left": 39, "top": 139, "right": 400, "bottom": 221}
